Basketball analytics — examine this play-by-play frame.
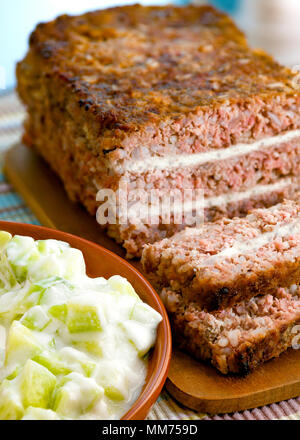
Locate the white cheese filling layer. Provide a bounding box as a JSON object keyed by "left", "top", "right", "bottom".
{"left": 122, "top": 178, "right": 293, "bottom": 220}
{"left": 202, "top": 214, "right": 300, "bottom": 265}
{"left": 124, "top": 129, "right": 300, "bottom": 173}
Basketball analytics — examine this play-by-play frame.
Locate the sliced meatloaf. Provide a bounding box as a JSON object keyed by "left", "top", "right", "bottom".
{"left": 142, "top": 200, "right": 300, "bottom": 310}
{"left": 161, "top": 285, "right": 300, "bottom": 375}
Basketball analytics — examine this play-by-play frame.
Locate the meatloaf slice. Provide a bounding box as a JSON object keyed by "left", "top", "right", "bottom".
{"left": 161, "top": 285, "right": 300, "bottom": 375}
{"left": 142, "top": 200, "right": 300, "bottom": 310}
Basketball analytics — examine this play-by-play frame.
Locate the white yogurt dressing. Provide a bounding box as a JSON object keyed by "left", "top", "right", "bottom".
{"left": 0, "top": 232, "right": 162, "bottom": 420}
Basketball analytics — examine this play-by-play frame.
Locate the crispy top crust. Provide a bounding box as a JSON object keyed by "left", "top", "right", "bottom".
{"left": 23, "top": 4, "right": 298, "bottom": 131}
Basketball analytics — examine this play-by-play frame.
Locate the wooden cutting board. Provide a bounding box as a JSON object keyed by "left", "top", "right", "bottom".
{"left": 4, "top": 143, "right": 300, "bottom": 415}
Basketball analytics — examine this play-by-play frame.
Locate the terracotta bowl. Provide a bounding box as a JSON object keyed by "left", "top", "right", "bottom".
{"left": 0, "top": 221, "right": 172, "bottom": 420}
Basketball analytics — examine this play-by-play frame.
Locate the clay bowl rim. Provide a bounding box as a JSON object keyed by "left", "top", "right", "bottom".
{"left": 0, "top": 221, "right": 172, "bottom": 421}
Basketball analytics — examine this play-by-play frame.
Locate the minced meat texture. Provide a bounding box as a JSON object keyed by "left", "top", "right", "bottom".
{"left": 142, "top": 200, "right": 300, "bottom": 309}
{"left": 162, "top": 285, "right": 300, "bottom": 374}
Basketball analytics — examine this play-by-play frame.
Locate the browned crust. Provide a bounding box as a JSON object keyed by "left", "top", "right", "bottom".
{"left": 17, "top": 4, "right": 300, "bottom": 161}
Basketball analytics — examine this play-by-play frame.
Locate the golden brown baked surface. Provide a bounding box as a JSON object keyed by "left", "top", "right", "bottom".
{"left": 21, "top": 4, "right": 298, "bottom": 133}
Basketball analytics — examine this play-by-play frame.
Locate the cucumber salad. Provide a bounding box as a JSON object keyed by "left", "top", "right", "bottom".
{"left": 0, "top": 232, "right": 162, "bottom": 420}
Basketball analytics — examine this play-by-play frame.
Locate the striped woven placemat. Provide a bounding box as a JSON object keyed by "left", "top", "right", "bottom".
{"left": 0, "top": 90, "right": 299, "bottom": 421}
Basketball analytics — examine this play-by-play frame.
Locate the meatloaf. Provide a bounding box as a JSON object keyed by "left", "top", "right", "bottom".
{"left": 16, "top": 4, "right": 300, "bottom": 257}
{"left": 142, "top": 200, "right": 300, "bottom": 310}
{"left": 161, "top": 285, "right": 300, "bottom": 375}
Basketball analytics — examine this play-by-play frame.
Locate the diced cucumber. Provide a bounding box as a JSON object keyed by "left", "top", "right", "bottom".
{"left": 120, "top": 320, "right": 157, "bottom": 357}
{"left": 39, "top": 282, "right": 72, "bottom": 307}
{"left": 130, "top": 302, "right": 162, "bottom": 326}
{"left": 6, "top": 366, "right": 20, "bottom": 380}
{"left": 35, "top": 276, "right": 72, "bottom": 291}
{"left": 107, "top": 275, "right": 139, "bottom": 299}
{"left": 32, "top": 351, "right": 72, "bottom": 376}
{"left": 0, "top": 231, "right": 12, "bottom": 249}
{"left": 66, "top": 302, "right": 102, "bottom": 333}
{"left": 0, "top": 379, "right": 24, "bottom": 420}
{"left": 105, "top": 386, "right": 126, "bottom": 401}
{"left": 0, "top": 253, "right": 17, "bottom": 291}
{"left": 52, "top": 373, "right": 103, "bottom": 418}
{"left": 20, "top": 359, "right": 56, "bottom": 409}
{"left": 21, "top": 306, "right": 51, "bottom": 331}
{"left": 37, "top": 239, "right": 69, "bottom": 255}
{"left": 30, "top": 255, "right": 64, "bottom": 283}
{"left": 81, "top": 361, "right": 96, "bottom": 378}
{"left": 49, "top": 304, "right": 68, "bottom": 323}
{"left": 59, "top": 347, "right": 96, "bottom": 377}
{"left": 72, "top": 340, "right": 103, "bottom": 357}
{"left": 6, "top": 235, "right": 40, "bottom": 282}
{"left": 0, "top": 232, "right": 162, "bottom": 420}
{"left": 22, "top": 406, "right": 61, "bottom": 420}
{"left": 5, "top": 321, "right": 41, "bottom": 367}
{"left": 61, "top": 248, "right": 86, "bottom": 281}
{"left": 22, "top": 283, "right": 45, "bottom": 310}
{"left": 0, "top": 290, "right": 26, "bottom": 322}
{"left": 95, "top": 362, "right": 129, "bottom": 401}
